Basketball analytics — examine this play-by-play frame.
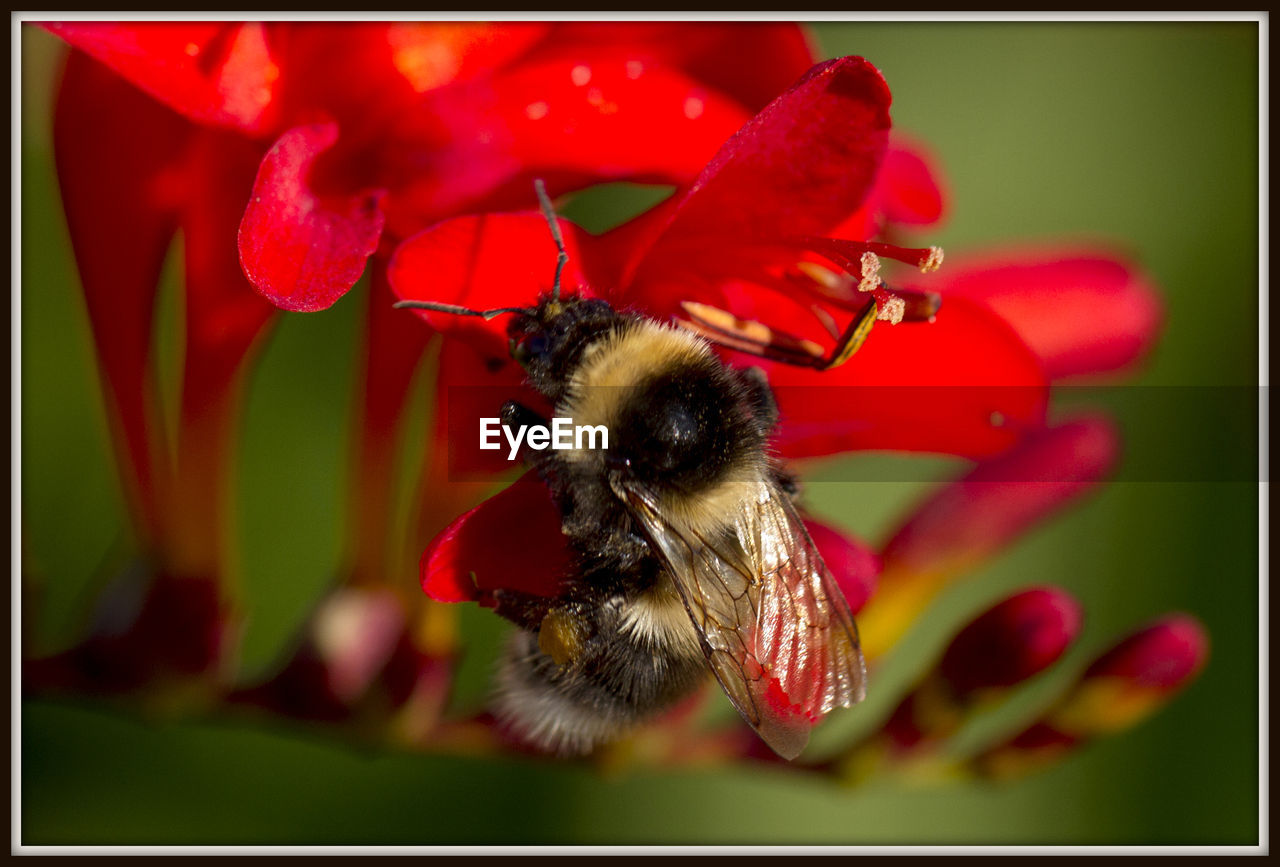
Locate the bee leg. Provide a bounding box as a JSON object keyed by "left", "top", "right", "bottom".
{"left": 500, "top": 400, "right": 554, "bottom": 467}
{"left": 482, "top": 585, "right": 557, "bottom": 631}
{"left": 535, "top": 605, "right": 594, "bottom": 666}
{"left": 482, "top": 588, "right": 594, "bottom": 665}
{"left": 737, "top": 365, "right": 779, "bottom": 433}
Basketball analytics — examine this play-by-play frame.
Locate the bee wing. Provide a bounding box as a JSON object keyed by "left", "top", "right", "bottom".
{"left": 620, "top": 477, "right": 866, "bottom": 759}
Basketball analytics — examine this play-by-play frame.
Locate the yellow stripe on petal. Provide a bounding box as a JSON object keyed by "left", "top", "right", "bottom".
{"left": 1048, "top": 677, "right": 1166, "bottom": 736}
{"left": 857, "top": 558, "right": 978, "bottom": 659}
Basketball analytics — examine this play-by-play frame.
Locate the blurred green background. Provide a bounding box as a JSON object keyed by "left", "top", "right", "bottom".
{"left": 20, "top": 21, "right": 1260, "bottom": 846}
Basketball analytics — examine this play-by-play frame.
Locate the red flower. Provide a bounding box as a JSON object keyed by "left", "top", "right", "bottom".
{"left": 390, "top": 56, "right": 1158, "bottom": 605}
{"left": 386, "top": 55, "right": 1191, "bottom": 761}
{"left": 39, "top": 20, "right": 818, "bottom": 694}
{"left": 391, "top": 58, "right": 1045, "bottom": 481}
{"left": 34, "top": 25, "right": 1202, "bottom": 775}
{"left": 46, "top": 21, "right": 816, "bottom": 311}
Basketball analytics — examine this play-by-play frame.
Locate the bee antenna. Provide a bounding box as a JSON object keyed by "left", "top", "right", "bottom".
{"left": 534, "top": 178, "right": 569, "bottom": 304}
{"left": 393, "top": 300, "right": 533, "bottom": 321}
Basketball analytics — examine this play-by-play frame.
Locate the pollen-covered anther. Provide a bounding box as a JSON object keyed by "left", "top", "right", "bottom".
{"left": 920, "top": 246, "right": 945, "bottom": 273}
{"left": 858, "top": 251, "right": 882, "bottom": 292}
{"left": 876, "top": 295, "right": 906, "bottom": 325}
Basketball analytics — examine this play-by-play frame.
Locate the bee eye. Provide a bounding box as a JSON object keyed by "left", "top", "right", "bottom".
{"left": 510, "top": 338, "right": 530, "bottom": 366}
{"left": 526, "top": 335, "right": 549, "bottom": 357}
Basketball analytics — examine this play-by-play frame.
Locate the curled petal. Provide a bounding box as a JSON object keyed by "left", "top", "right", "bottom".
{"left": 387, "top": 212, "right": 592, "bottom": 359}
{"left": 624, "top": 56, "right": 892, "bottom": 286}
{"left": 421, "top": 473, "right": 571, "bottom": 603}
{"left": 802, "top": 518, "right": 880, "bottom": 615}
{"left": 935, "top": 247, "right": 1163, "bottom": 380}
{"left": 238, "top": 122, "right": 386, "bottom": 312}
{"left": 764, "top": 297, "right": 1050, "bottom": 460}
{"left": 44, "top": 22, "right": 280, "bottom": 134}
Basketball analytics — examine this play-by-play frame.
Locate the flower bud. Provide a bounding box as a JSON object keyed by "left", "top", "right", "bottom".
{"left": 974, "top": 614, "right": 1208, "bottom": 780}
{"left": 882, "top": 587, "right": 1081, "bottom": 751}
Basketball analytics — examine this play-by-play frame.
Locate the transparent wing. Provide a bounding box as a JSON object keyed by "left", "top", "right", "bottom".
{"left": 621, "top": 477, "right": 866, "bottom": 759}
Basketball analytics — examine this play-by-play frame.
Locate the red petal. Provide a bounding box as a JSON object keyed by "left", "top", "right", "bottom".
{"left": 623, "top": 56, "right": 892, "bottom": 287}
{"left": 935, "top": 247, "right": 1163, "bottom": 380}
{"left": 380, "top": 57, "right": 749, "bottom": 235}
{"left": 881, "top": 416, "right": 1120, "bottom": 577}
{"left": 764, "top": 296, "right": 1049, "bottom": 460}
{"left": 52, "top": 51, "right": 190, "bottom": 544}
{"left": 44, "top": 22, "right": 280, "bottom": 134}
{"left": 827, "top": 136, "right": 947, "bottom": 240}
{"left": 271, "top": 22, "right": 549, "bottom": 127}
{"left": 876, "top": 138, "right": 947, "bottom": 227}
{"left": 802, "top": 518, "right": 880, "bottom": 615}
{"left": 387, "top": 212, "right": 593, "bottom": 358}
{"left": 421, "top": 473, "right": 571, "bottom": 603}
{"left": 939, "top": 587, "right": 1083, "bottom": 696}
{"left": 238, "top": 122, "right": 386, "bottom": 312}
{"left": 170, "top": 129, "right": 278, "bottom": 577}
{"left": 385, "top": 22, "right": 549, "bottom": 92}
{"left": 534, "top": 23, "right": 816, "bottom": 111}
{"left": 1083, "top": 615, "right": 1208, "bottom": 690}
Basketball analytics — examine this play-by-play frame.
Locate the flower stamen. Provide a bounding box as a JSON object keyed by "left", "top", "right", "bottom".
{"left": 875, "top": 294, "right": 906, "bottom": 325}
{"left": 859, "top": 251, "right": 882, "bottom": 292}
{"left": 677, "top": 301, "right": 829, "bottom": 366}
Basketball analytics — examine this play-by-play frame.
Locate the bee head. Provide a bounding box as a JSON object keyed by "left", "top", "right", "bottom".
{"left": 507, "top": 294, "right": 626, "bottom": 402}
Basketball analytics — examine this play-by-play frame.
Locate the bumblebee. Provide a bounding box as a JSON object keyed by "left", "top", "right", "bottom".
{"left": 397, "top": 182, "right": 869, "bottom": 760}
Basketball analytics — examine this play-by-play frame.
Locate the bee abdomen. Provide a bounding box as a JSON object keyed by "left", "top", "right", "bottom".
{"left": 492, "top": 597, "right": 705, "bottom": 756}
